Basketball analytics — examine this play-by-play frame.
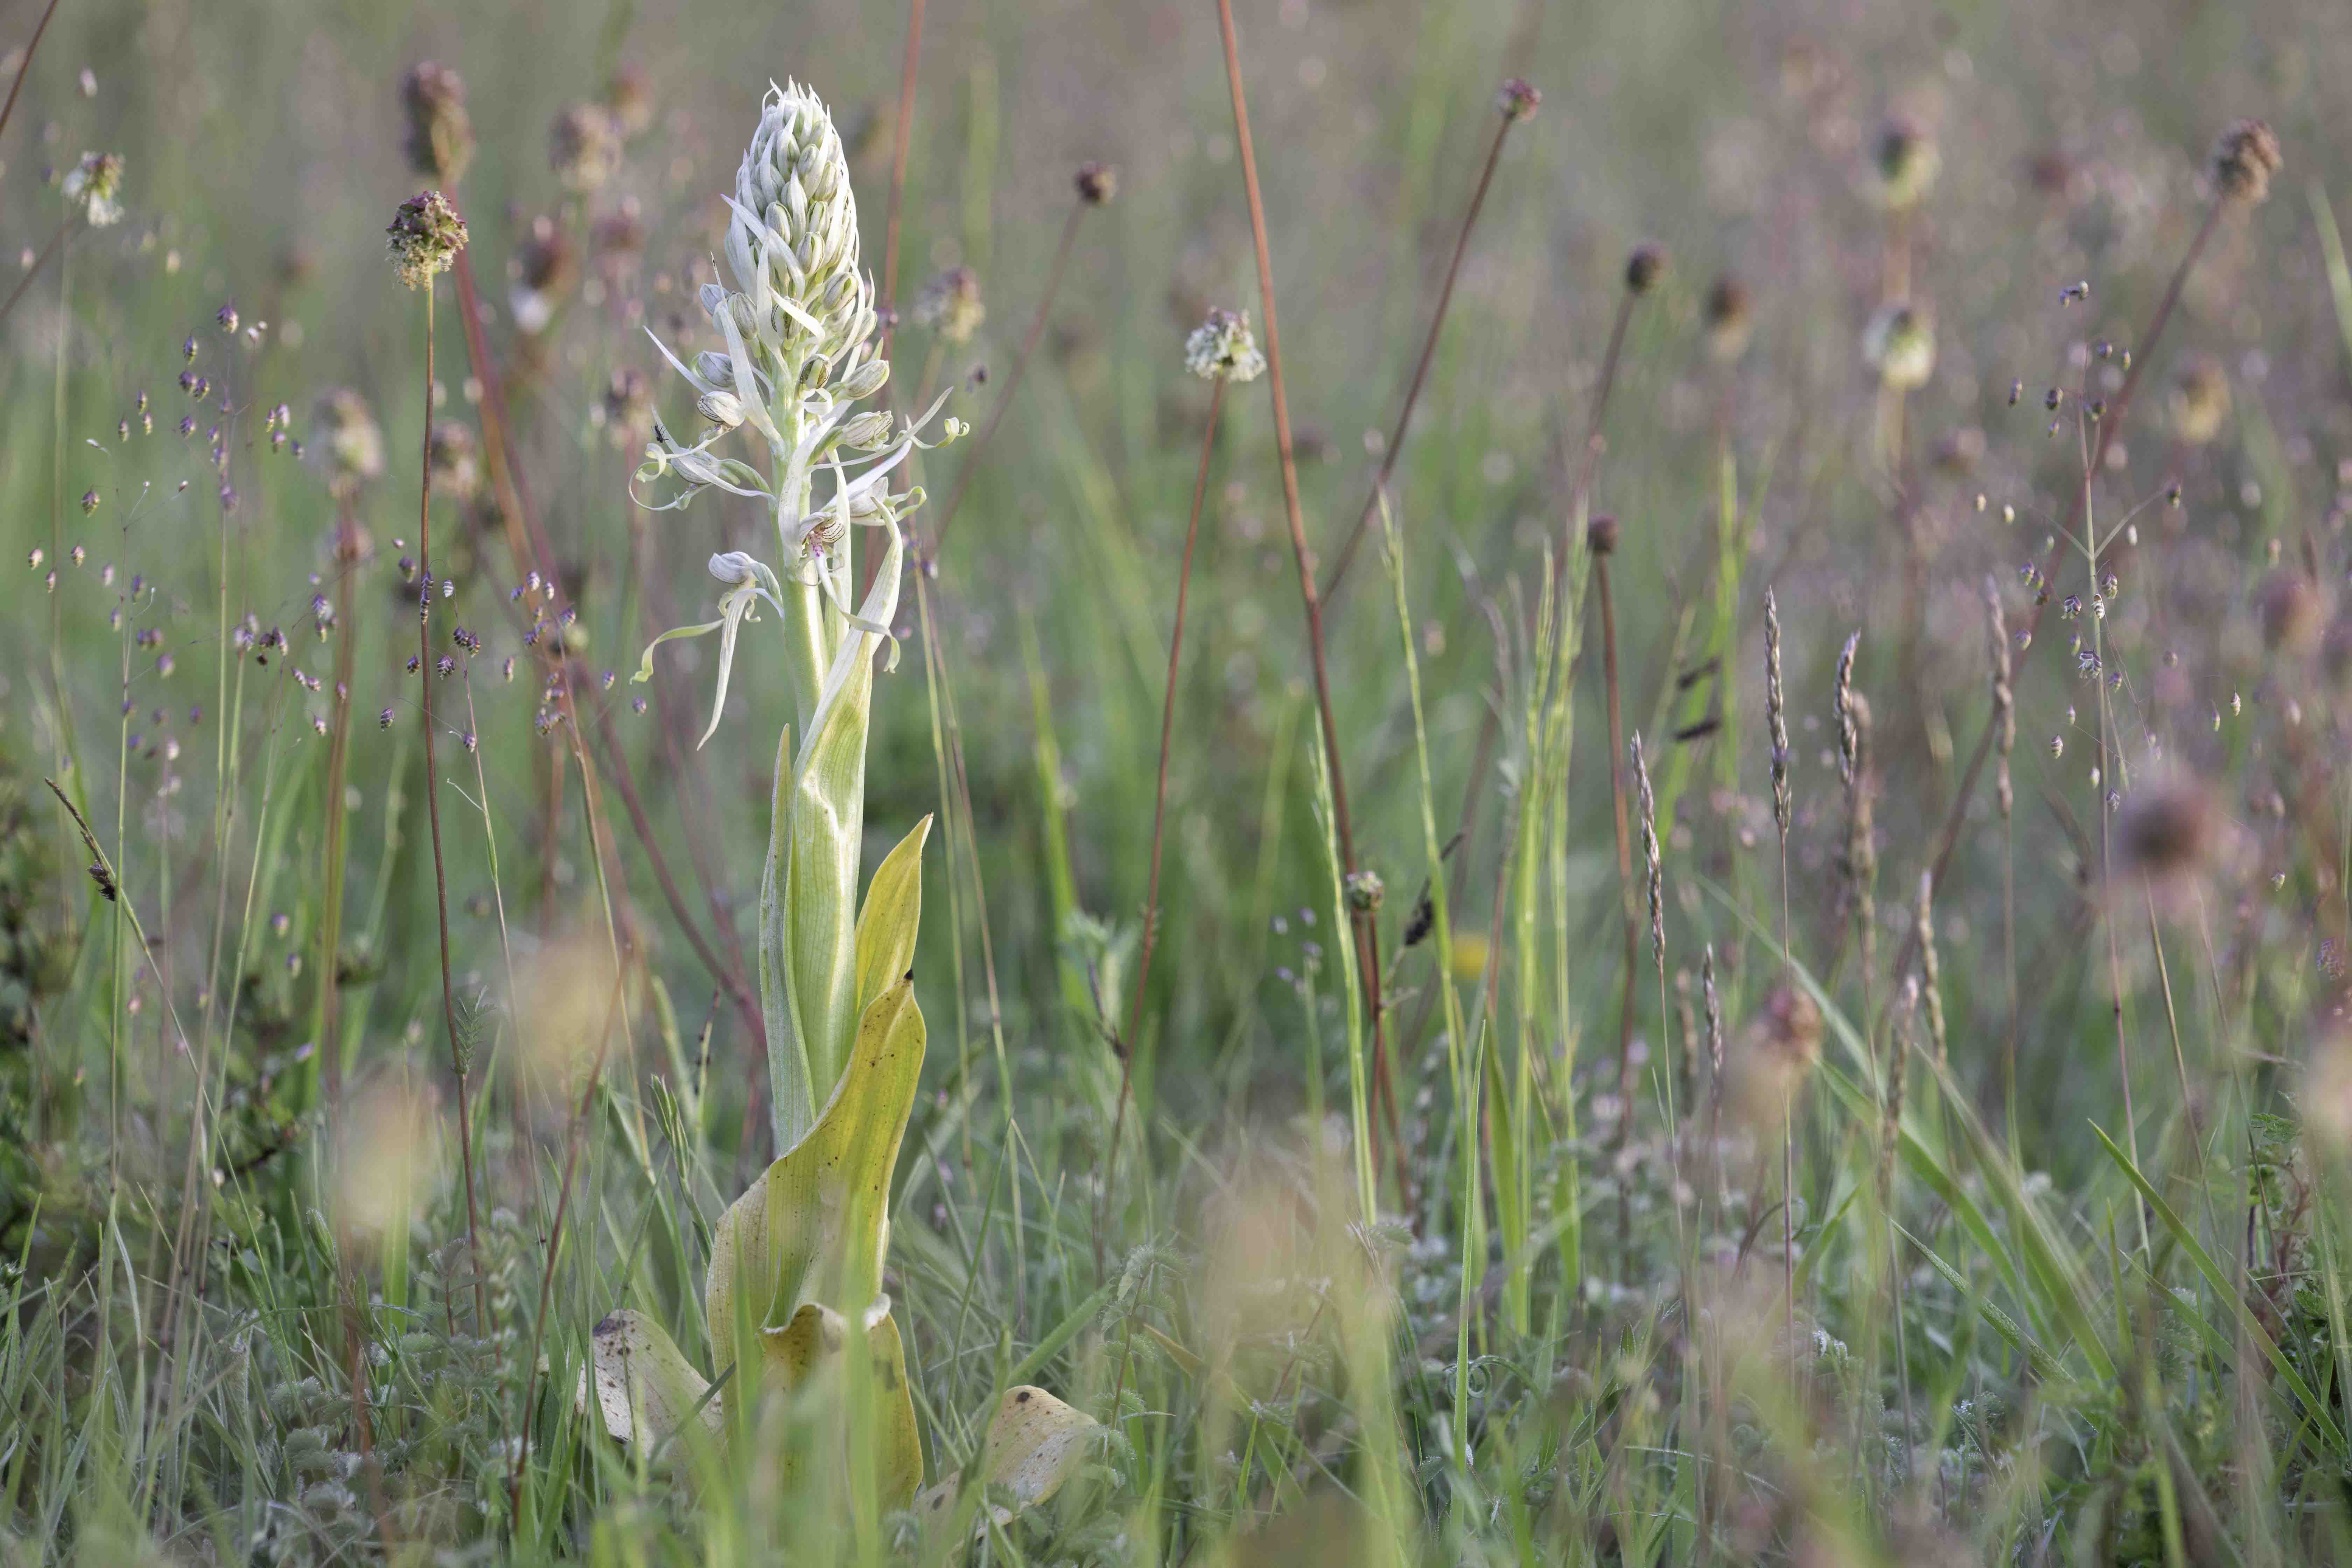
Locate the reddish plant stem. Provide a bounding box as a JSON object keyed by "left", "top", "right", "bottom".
{"left": 1213, "top": 0, "right": 1402, "bottom": 1200}
{"left": 0, "top": 0, "right": 63, "bottom": 146}
{"left": 877, "top": 0, "right": 929, "bottom": 357}
{"left": 415, "top": 286, "right": 491, "bottom": 1335}
{"left": 1320, "top": 105, "right": 1524, "bottom": 603}
{"left": 592, "top": 706, "right": 764, "bottom": 1049}
{"left": 1099, "top": 376, "right": 1225, "bottom": 1267}
{"left": 923, "top": 198, "right": 1087, "bottom": 560}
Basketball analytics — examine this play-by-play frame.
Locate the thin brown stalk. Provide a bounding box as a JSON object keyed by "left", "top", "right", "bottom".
{"left": 0, "top": 0, "right": 63, "bottom": 145}
{"left": 1100, "top": 376, "right": 1226, "bottom": 1268}
{"left": 414, "top": 287, "right": 490, "bottom": 1334}
{"left": 1320, "top": 102, "right": 1527, "bottom": 602}
{"left": 1212, "top": 0, "right": 1401, "bottom": 1192}
{"left": 0, "top": 215, "right": 69, "bottom": 330}
{"left": 877, "top": 0, "right": 929, "bottom": 357}
{"left": 509, "top": 963, "right": 628, "bottom": 1524}
{"left": 593, "top": 707, "right": 764, "bottom": 1050}
{"left": 924, "top": 198, "right": 1087, "bottom": 559}
{"left": 1595, "top": 540, "right": 1643, "bottom": 1199}
{"left": 1889, "top": 197, "right": 2222, "bottom": 1003}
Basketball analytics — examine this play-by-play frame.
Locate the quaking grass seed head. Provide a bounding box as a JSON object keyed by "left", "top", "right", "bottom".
{"left": 386, "top": 190, "right": 468, "bottom": 290}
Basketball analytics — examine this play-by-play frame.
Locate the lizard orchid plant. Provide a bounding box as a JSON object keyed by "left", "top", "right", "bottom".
{"left": 588, "top": 80, "right": 1093, "bottom": 1523}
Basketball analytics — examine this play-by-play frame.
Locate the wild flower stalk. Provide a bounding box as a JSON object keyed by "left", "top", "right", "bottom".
{"left": 1100, "top": 308, "right": 1260, "bottom": 1261}
{"left": 1212, "top": 0, "right": 1402, "bottom": 1209}
{"left": 1321, "top": 77, "right": 1540, "bottom": 602}
{"left": 924, "top": 163, "right": 1110, "bottom": 559}
{"left": 386, "top": 189, "right": 490, "bottom": 1334}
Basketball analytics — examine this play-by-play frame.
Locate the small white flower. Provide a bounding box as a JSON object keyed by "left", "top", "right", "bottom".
{"left": 63, "top": 152, "right": 125, "bottom": 227}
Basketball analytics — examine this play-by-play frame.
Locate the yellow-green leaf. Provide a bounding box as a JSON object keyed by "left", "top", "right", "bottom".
{"left": 912, "top": 1385, "right": 1100, "bottom": 1532}
{"left": 853, "top": 815, "right": 930, "bottom": 1021}
{"left": 705, "top": 976, "right": 927, "bottom": 1367}
{"left": 587, "top": 1309, "right": 719, "bottom": 1448}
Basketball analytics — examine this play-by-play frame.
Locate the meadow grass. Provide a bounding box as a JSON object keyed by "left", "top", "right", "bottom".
{"left": 5, "top": 1, "right": 2352, "bottom": 1563}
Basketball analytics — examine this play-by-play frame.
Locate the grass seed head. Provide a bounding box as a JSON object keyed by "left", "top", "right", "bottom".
{"left": 1496, "top": 78, "right": 1541, "bottom": 121}
{"left": 1870, "top": 114, "right": 1940, "bottom": 210}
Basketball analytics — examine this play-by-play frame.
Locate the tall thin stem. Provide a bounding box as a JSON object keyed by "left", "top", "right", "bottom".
{"left": 0, "top": 0, "right": 63, "bottom": 146}
{"left": 878, "top": 0, "right": 929, "bottom": 354}
{"left": 1100, "top": 376, "right": 1225, "bottom": 1266}
{"left": 414, "top": 287, "right": 490, "bottom": 1332}
{"left": 1212, "top": 0, "right": 1400, "bottom": 1194}
{"left": 1320, "top": 104, "right": 1527, "bottom": 602}
{"left": 924, "top": 199, "right": 1087, "bottom": 559}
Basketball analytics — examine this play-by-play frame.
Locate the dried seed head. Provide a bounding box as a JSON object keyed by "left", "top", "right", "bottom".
{"left": 1074, "top": 161, "right": 1119, "bottom": 205}
{"left": 319, "top": 390, "right": 385, "bottom": 491}
{"left": 2258, "top": 569, "right": 2324, "bottom": 656}
{"left": 1703, "top": 273, "right": 1752, "bottom": 361}
{"left": 550, "top": 102, "right": 623, "bottom": 192}
{"left": 912, "top": 265, "right": 986, "bottom": 344}
{"left": 510, "top": 215, "right": 578, "bottom": 335}
{"left": 62, "top": 151, "right": 125, "bottom": 226}
{"left": 1496, "top": 78, "right": 1541, "bottom": 121}
{"left": 1832, "top": 632, "right": 1861, "bottom": 786}
{"left": 1931, "top": 426, "right": 1986, "bottom": 475}
{"left": 427, "top": 421, "right": 481, "bottom": 502}
{"left": 1862, "top": 301, "right": 1935, "bottom": 390}
{"left": 2211, "top": 118, "right": 2282, "bottom": 204}
{"left": 605, "top": 65, "right": 655, "bottom": 139}
{"left": 1184, "top": 307, "right": 1267, "bottom": 383}
{"left": 602, "top": 368, "right": 654, "bottom": 450}
{"left": 2115, "top": 777, "right": 2218, "bottom": 885}
{"left": 1701, "top": 945, "right": 1724, "bottom": 1084}
{"left": 385, "top": 190, "right": 468, "bottom": 289}
{"left": 1870, "top": 115, "right": 1940, "bottom": 210}
{"left": 2167, "top": 353, "right": 2231, "bottom": 445}
{"left": 1344, "top": 869, "right": 1385, "bottom": 913}
{"left": 1586, "top": 512, "right": 1620, "bottom": 555}
{"left": 1623, "top": 241, "right": 1669, "bottom": 295}
{"left": 400, "top": 62, "right": 473, "bottom": 185}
